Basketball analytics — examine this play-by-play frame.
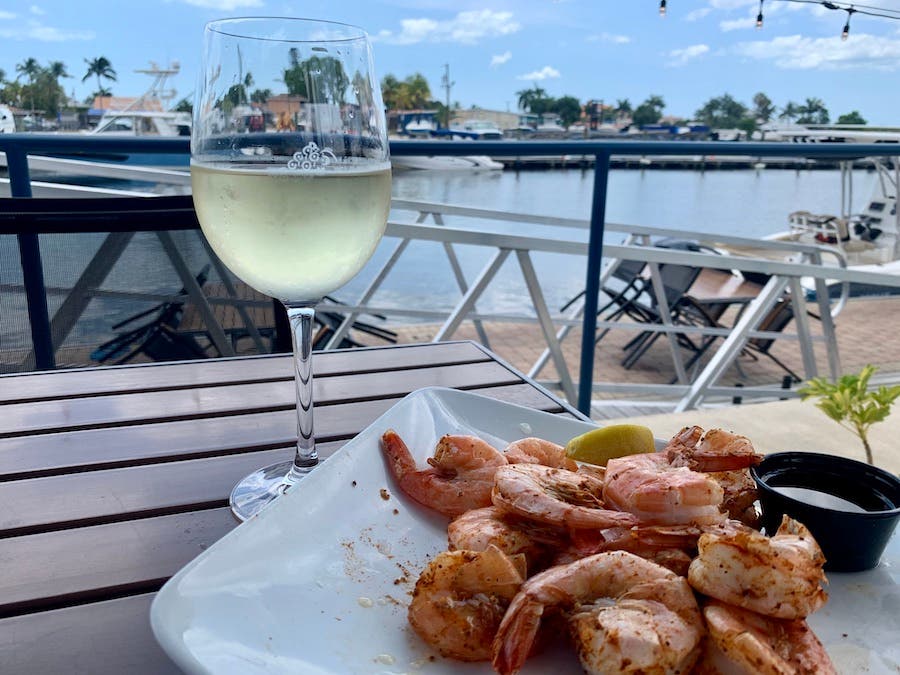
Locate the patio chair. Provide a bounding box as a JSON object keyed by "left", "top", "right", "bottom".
{"left": 740, "top": 297, "right": 803, "bottom": 382}
{"left": 617, "top": 262, "right": 712, "bottom": 369}
{"left": 312, "top": 299, "right": 399, "bottom": 350}
{"left": 90, "top": 264, "right": 212, "bottom": 365}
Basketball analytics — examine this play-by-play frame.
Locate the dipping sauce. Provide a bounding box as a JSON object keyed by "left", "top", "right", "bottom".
{"left": 772, "top": 486, "right": 868, "bottom": 513}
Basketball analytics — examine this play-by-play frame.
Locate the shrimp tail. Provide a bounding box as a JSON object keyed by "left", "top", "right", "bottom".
{"left": 492, "top": 596, "right": 543, "bottom": 675}
{"left": 381, "top": 429, "right": 418, "bottom": 478}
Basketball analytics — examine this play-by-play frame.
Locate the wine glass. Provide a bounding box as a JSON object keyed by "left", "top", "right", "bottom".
{"left": 191, "top": 17, "right": 391, "bottom": 520}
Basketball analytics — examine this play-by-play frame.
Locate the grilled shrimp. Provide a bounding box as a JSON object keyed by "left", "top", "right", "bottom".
{"left": 503, "top": 437, "right": 578, "bottom": 470}
{"left": 688, "top": 516, "right": 828, "bottom": 620}
{"left": 666, "top": 426, "right": 763, "bottom": 472}
{"left": 492, "top": 463, "right": 638, "bottom": 530}
{"left": 701, "top": 599, "right": 837, "bottom": 675}
{"left": 492, "top": 550, "right": 704, "bottom": 675}
{"left": 603, "top": 453, "right": 727, "bottom": 526}
{"left": 603, "top": 427, "right": 762, "bottom": 526}
{"left": 447, "top": 506, "right": 560, "bottom": 570}
{"left": 407, "top": 545, "right": 526, "bottom": 662}
{"left": 381, "top": 429, "right": 507, "bottom": 517}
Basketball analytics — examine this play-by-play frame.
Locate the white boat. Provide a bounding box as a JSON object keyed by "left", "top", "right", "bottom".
{"left": 389, "top": 111, "right": 503, "bottom": 171}
{"left": 89, "top": 63, "right": 190, "bottom": 138}
{"left": 448, "top": 119, "right": 504, "bottom": 141}
{"left": 0, "top": 105, "right": 16, "bottom": 134}
{"left": 391, "top": 153, "right": 503, "bottom": 171}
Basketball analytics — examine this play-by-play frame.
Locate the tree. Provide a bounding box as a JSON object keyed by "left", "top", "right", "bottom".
{"left": 780, "top": 101, "right": 800, "bottom": 123}
{"left": 554, "top": 95, "right": 582, "bottom": 128}
{"left": 224, "top": 72, "right": 254, "bottom": 107}
{"left": 403, "top": 73, "right": 431, "bottom": 109}
{"left": 250, "top": 88, "right": 273, "bottom": 104}
{"left": 173, "top": 97, "right": 193, "bottom": 113}
{"left": 695, "top": 93, "right": 749, "bottom": 129}
{"left": 516, "top": 85, "right": 547, "bottom": 113}
{"left": 837, "top": 110, "right": 867, "bottom": 125}
{"left": 82, "top": 57, "right": 117, "bottom": 98}
{"left": 45, "top": 60, "right": 71, "bottom": 115}
{"left": 797, "top": 97, "right": 829, "bottom": 125}
{"left": 752, "top": 92, "right": 775, "bottom": 123}
{"left": 283, "top": 49, "right": 349, "bottom": 105}
{"left": 615, "top": 98, "right": 632, "bottom": 122}
{"left": 16, "top": 57, "right": 41, "bottom": 114}
{"left": 631, "top": 94, "right": 665, "bottom": 126}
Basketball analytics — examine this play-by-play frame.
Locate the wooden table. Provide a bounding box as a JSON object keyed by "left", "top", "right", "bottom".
{"left": 0, "top": 341, "right": 580, "bottom": 674}
{"left": 687, "top": 268, "right": 763, "bottom": 307}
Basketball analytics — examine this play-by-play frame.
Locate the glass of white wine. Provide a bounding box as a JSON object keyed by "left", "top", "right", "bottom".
{"left": 192, "top": 17, "right": 391, "bottom": 520}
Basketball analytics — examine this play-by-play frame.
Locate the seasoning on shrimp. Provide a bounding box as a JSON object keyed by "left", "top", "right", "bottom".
{"left": 492, "top": 550, "right": 704, "bottom": 675}
{"left": 700, "top": 598, "right": 837, "bottom": 675}
{"left": 491, "top": 463, "right": 638, "bottom": 530}
{"left": 381, "top": 430, "right": 507, "bottom": 517}
{"left": 688, "top": 515, "right": 828, "bottom": 620}
{"left": 407, "top": 545, "right": 526, "bottom": 662}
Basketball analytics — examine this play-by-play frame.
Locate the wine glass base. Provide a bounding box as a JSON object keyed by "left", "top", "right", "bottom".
{"left": 230, "top": 459, "right": 312, "bottom": 521}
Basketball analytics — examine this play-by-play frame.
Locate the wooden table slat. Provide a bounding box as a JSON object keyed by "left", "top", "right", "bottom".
{"left": 0, "top": 360, "right": 521, "bottom": 436}
{"left": 0, "top": 508, "right": 236, "bottom": 617}
{"left": 0, "top": 341, "right": 490, "bottom": 404}
{"left": 0, "top": 382, "right": 563, "bottom": 480}
{"left": 0, "top": 593, "right": 180, "bottom": 675}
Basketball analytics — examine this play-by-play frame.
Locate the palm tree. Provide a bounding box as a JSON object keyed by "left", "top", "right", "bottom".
{"left": 16, "top": 57, "right": 41, "bottom": 114}
{"left": 797, "top": 97, "right": 829, "bottom": 125}
{"left": 82, "top": 57, "right": 117, "bottom": 97}
{"left": 516, "top": 86, "right": 547, "bottom": 113}
{"left": 780, "top": 101, "right": 800, "bottom": 123}
{"left": 615, "top": 98, "right": 632, "bottom": 122}
{"left": 46, "top": 61, "right": 71, "bottom": 114}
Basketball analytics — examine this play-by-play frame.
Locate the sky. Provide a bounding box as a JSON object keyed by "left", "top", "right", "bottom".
{"left": 2, "top": 0, "right": 900, "bottom": 124}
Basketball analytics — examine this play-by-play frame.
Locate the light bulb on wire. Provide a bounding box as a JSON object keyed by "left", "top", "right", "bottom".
{"left": 659, "top": 0, "right": 667, "bottom": 17}
{"left": 757, "top": 0, "right": 765, "bottom": 28}
{"left": 842, "top": 6, "right": 855, "bottom": 39}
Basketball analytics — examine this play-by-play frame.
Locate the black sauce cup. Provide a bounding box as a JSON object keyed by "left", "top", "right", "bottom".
{"left": 751, "top": 452, "right": 900, "bottom": 572}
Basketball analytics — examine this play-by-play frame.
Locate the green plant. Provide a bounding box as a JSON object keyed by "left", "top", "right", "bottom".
{"left": 798, "top": 365, "right": 900, "bottom": 465}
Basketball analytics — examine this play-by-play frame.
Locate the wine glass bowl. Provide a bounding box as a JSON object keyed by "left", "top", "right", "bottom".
{"left": 191, "top": 17, "right": 391, "bottom": 520}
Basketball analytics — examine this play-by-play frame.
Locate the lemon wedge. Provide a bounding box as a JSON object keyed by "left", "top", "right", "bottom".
{"left": 565, "top": 424, "right": 656, "bottom": 466}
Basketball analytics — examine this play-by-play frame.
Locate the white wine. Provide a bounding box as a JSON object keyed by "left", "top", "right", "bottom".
{"left": 191, "top": 161, "right": 392, "bottom": 301}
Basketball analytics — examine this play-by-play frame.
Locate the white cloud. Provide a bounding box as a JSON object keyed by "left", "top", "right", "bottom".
{"left": 0, "top": 10, "right": 16, "bottom": 19}
{"left": 30, "top": 5, "right": 45, "bottom": 15}
{"left": 0, "top": 20, "right": 94, "bottom": 42}
{"left": 516, "top": 65, "right": 560, "bottom": 81}
{"left": 685, "top": 8, "right": 712, "bottom": 21}
{"left": 720, "top": 16, "right": 757, "bottom": 31}
{"left": 587, "top": 32, "right": 631, "bottom": 44}
{"left": 377, "top": 9, "right": 520, "bottom": 45}
{"left": 178, "top": 0, "right": 263, "bottom": 9}
{"left": 666, "top": 43, "right": 710, "bottom": 66}
{"left": 734, "top": 33, "right": 900, "bottom": 70}
{"left": 490, "top": 51, "right": 512, "bottom": 68}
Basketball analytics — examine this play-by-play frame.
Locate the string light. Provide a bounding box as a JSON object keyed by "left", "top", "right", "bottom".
{"left": 842, "top": 6, "right": 856, "bottom": 39}
{"left": 654, "top": 0, "right": 900, "bottom": 39}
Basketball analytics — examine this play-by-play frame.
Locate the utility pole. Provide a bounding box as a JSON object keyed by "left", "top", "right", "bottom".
{"left": 441, "top": 63, "right": 454, "bottom": 129}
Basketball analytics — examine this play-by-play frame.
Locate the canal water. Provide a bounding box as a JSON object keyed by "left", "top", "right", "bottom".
{"left": 0, "top": 167, "right": 878, "bottom": 354}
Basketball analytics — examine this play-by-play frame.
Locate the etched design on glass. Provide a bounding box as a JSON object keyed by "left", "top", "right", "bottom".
{"left": 287, "top": 142, "right": 338, "bottom": 170}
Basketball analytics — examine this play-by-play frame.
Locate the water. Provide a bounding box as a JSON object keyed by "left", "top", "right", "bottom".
{"left": 0, "top": 167, "right": 878, "bottom": 355}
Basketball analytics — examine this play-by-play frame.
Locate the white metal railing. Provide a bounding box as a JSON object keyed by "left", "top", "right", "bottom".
{"left": 317, "top": 199, "right": 900, "bottom": 409}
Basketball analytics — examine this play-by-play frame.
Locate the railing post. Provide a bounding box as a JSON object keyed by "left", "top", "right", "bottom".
{"left": 7, "top": 146, "right": 55, "bottom": 370}
{"left": 577, "top": 151, "right": 611, "bottom": 415}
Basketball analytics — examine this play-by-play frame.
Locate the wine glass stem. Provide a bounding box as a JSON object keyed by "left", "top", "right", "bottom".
{"left": 284, "top": 302, "right": 318, "bottom": 486}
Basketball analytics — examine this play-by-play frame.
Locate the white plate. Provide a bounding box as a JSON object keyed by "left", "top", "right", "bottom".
{"left": 150, "top": 387, "right": 899, "bottom": 674}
